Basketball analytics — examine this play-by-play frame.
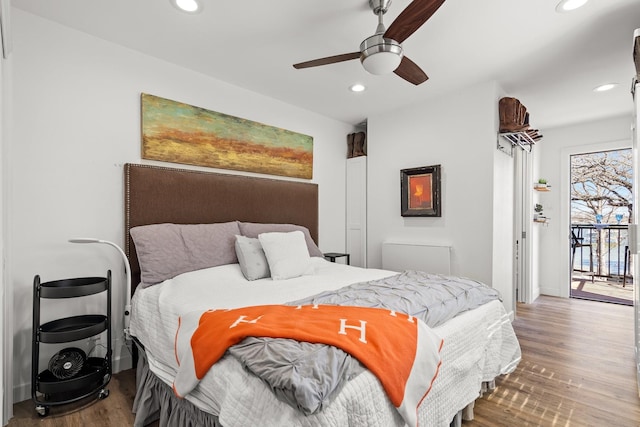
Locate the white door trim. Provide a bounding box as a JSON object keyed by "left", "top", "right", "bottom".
{"left": 632, "top": 75, "right": 640, "bottom": 396}
{"left": 1, "top": 2, "right": 12, "bottom": 420}
{"left": 559, "top": 139, "right": 632, "bottom": 299}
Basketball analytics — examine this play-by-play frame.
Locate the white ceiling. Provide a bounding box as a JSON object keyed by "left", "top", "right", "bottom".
{"left": 11, "top": 0, "right": 640, "bottom": 129}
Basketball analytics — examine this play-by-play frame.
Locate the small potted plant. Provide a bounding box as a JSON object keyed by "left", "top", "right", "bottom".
{"left": 534, "top": 178, "right": 548, "bottom": 189}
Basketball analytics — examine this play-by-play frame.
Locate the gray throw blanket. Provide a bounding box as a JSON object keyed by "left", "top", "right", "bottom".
{"left": 227, "top": 271, "right": 501, "bottom": 415}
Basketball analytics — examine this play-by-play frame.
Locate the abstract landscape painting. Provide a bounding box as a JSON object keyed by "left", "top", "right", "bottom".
{"left": 141, "top": 93, "right": 313, "bottom": 179}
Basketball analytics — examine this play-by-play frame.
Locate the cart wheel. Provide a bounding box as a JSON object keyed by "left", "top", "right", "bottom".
{"left": 98, "top": 388, "right": 109, "bottom": 399}
{"left": 35, "top": 405, "right": 49, "bottom": 417}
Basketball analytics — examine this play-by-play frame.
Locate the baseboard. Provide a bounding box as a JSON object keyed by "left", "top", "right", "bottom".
{"left": 539, "top": 286, "right": 562, "bottom": 297}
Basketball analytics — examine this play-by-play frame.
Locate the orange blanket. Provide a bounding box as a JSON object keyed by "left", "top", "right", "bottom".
{"left": 173, "top": 304, "right": 443, "bottom": 427}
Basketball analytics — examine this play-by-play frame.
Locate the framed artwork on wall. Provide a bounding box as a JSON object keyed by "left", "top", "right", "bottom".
{"left": 141, "top": 93, "right": 314, "bottom": 179}
{"left": 400, "top": 165, "right": 441, "bottom": 217}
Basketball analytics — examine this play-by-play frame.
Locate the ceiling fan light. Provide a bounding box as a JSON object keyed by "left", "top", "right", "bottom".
{"left": 362, "top": 52, "right": 402, "bottom": 75}
{"left": 360, "top": 34, "right": 403, "bottom": 75}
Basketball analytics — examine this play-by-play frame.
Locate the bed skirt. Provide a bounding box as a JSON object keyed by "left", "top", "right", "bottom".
{"left": 131, "top": 350, "right": 489, "bottom": 427}
{"left": 132, "top": 351, "right": 221, "bottom": 427}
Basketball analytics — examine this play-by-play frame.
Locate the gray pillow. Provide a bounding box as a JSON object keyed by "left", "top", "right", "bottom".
{"left": 235, "top": 235, "right": 270, "bottom": 281}
{"left": 130, "top": 222, "right": 241, "bottom": 285}
{"left": 238, "top": 222, "right": 323, "bottom": 257}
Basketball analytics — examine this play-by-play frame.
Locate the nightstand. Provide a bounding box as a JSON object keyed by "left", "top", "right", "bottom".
{"left": 323, "top": 252, "right": 350, "bottom": 265}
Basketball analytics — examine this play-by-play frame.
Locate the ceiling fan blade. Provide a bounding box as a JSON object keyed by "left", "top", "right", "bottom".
{"left": 394, "top": 56, "right": 429, "bottom": 85}
{"left": 384, "top": 0, "right": 446, "bottom": 43}
{"left": 293, "top": 52, "right": 360, "bottom": 69}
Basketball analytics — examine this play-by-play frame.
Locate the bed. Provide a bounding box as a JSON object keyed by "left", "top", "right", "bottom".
{"left": 124, "top": 163, "right": 521, "bottom": 427}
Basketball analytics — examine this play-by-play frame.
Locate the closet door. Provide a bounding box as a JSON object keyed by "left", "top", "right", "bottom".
{"left": 346, "top": 156, "right": 367, "bottom": 267}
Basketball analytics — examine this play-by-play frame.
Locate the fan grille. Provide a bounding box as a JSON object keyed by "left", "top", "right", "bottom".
{"left": 48, "top": 347, "right": 86, "bottom": 380}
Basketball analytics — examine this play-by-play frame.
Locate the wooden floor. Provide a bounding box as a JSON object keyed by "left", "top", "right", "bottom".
{"left": 8, "top": 296, "right": 640, "bottom": 427}
{"left": 468, "top": 296, "right": 640, "bottom": 426}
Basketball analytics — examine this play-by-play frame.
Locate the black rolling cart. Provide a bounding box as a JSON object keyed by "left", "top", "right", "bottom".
{"left": 31, "top": 271, "right": 112, "bottom": 417}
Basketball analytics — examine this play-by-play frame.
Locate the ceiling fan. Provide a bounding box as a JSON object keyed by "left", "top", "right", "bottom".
{"left": 293, "top": 0, "right": 445, "bottom": 85}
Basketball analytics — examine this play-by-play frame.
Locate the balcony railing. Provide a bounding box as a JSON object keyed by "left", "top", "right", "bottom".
{"left": 571, "top": 223, "right": 632, "bottom": 282}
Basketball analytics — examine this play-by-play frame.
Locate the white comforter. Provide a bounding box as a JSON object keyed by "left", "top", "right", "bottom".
{"left": 130, "top": 258, "right": 521, "bottom": 426}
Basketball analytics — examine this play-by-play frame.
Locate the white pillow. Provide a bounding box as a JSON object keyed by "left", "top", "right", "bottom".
{"left": 258, "top": 231, "right": 313, "bottom": 280}
{"left": 235, "top": 235, "right": 270, "bottom": 281}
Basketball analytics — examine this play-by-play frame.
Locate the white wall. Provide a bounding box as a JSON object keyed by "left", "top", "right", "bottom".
{"left": 9, "top": 10, "right": 352, "bottom": 402}
{"left": 0, "top": 2, "right": 11, "bottom": 422}
{"left": 366, "top": 81, "right": 515, "bottom": 313}
{"left": 535, "top": 115, "right": 632, "bottom": 297}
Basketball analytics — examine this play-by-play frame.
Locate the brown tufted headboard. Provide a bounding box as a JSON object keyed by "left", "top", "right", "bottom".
{"left": 124, "top": 163, "right": 319, "bottom": 292}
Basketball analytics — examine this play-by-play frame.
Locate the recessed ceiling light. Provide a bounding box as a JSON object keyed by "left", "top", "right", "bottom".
{"left": 349, "top": 84, "right": 366, "bottom": 93}
{"left": 555, "top": 0, "right": 588, "bottom": 13}
{"left": 171, "top": 0, "right": 202, "bottom": 13}
{"left": 593, "top": 83, "right": 619, "bottom": 92}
